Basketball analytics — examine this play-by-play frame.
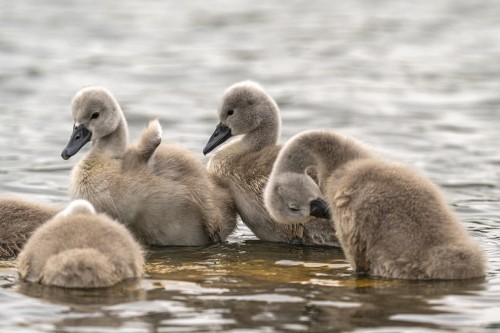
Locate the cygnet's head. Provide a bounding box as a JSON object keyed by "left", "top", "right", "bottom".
{"left": 264, "top": 172, "right": 330, "bottom": 225}
{"left": 61, "top": 87, "right": 122, "bottom": 160}
{"left": 203, "top": 81, "right": 280, "bottom": 155}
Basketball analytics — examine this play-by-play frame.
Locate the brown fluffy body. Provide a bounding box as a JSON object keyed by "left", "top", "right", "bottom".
{"left": 264, "top": 130, "right": 486, "bottom": 280}
{"left": 206, "top": 81, "right": 338, "bottom": 246}
{"left": 65, "top": 87, "right": 237, "bottom": 246}
{"left": 0, "top": 197, "right": 60, "bottom": 258}
{"left": 17, "top": 200, "right": 144, "bottom": 288}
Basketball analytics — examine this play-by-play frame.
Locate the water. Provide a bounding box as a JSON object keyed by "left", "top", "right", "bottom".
{"left": 1, "top": 0, "right": 500, "bottom": 332}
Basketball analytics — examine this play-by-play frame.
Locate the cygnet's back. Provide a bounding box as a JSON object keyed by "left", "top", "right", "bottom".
{"left": 0, "top": 197, "right": 60, "bottom": 258}
{"left": 327, "top": 158, "right": 486, "bottom": 279}
{"left": 203, "top": 81, "right": 338, "bottom": 246}
{"left": 18, "top": 200, "right": 144, "bottom": 288}
{"left": 125, "top": 126, "right": 237, "bottom": 243}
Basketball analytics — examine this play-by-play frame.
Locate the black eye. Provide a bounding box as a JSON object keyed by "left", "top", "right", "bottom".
{"left": 227, "top": 109, "right": 234, "bottom": 116}
{"left": 91, "top": 112, "right": 100, "bottom": 120}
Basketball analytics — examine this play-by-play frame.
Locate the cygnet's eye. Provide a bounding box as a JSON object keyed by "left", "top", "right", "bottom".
{"left": 288, "top": 204, "right": 300, "bottom": 212}
{"left": 227, "top": 109, "right": 234, "bottom": 116}
{"left": 91, "top": 112, "right": 100, "bottom": 120}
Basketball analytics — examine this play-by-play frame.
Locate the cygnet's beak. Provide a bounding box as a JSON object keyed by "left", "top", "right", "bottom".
{"left": 61, "top": 124, "right": 92, "bottom": 160}
{"left": 203, "top": 122, "right": 232, "bottom": 155}
{"left": 310, "top": 198, "right": 330, "bottom": 219}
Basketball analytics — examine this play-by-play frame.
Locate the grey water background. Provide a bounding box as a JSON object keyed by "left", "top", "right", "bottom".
{"left": 0, "top": 0, "right": 499, "bottom": 332}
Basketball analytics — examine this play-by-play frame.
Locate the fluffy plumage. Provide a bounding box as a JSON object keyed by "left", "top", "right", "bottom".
{"left": 264, "top": 130, "right": 486, "bottom": 280}
{"left": 61, "top": 87, "right": 236, "bottom": 246}
{"left": 203, "top": 81, "right": 339, "bottom": 246}
{"left": 17, "top": 200, "right": 144, "bottom": 288}
{"left": 0, "top": 197, "right": 60, "bottom": 258}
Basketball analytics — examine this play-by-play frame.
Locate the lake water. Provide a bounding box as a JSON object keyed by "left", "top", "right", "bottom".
{"left": 1, "top": 0, "right": 500, "bottom": 332}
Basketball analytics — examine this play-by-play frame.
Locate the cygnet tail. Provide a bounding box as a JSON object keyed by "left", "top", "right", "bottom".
{"left": 41, "top": 248, "right": 121, "bottom": 288}
{"left": 425, "top": 244, "right": 486, "bottom": 280}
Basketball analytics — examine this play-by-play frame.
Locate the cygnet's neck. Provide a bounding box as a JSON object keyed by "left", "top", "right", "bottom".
{"left": 240, "top": 108, "right": 280, "bottom": 152}
{"left": 91, "top": 113, "right": 129, "bottom": 159}
{"left": 275, "top": 131, "right": 371, "bottom": 184}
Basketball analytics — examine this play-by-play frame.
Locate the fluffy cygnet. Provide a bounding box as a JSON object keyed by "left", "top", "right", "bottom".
{"left": 0, "top": 197, "right": 60, "bottom": 258}
{"left": 61, "top": 87, "right": 236, "bottom": 246}
{"left": 203, "top": 81, "right": 338, "bottom": 246}
{"left": 264, "top": 130, "right": 486, "bottom": 280}
{"left": 17, "top": 200, "right": 144, "bottom": 288}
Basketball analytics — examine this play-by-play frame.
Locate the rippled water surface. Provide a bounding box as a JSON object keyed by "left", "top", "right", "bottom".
{"left": 1, "top": 0, "right": 500, "bottom": 332}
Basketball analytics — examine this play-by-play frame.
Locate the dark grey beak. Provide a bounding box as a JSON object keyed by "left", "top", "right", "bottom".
{"left": 61, "top": 124, "right": 92, "bottom": 160}
{"left": 310, "top": 198, "right": 330, "bottom": 219}
{"left": 203, "top": 122, "right": 232, "bottom": 155}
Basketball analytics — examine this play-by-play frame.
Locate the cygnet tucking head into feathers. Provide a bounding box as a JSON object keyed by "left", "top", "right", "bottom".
{"left": 203, "top": 81, "right": 281, "bottom": 155}
{"left": 264, "top": 172, "right": 330, "bottom": 225}
{"left": 61, "top": 87, "right": 125, "bottom": 160}
{"left": 18, "top": 199, "right": 144, "bottom": 288}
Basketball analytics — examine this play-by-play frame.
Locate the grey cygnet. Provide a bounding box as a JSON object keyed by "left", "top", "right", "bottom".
{"left": 18, "top": 200, "right": 144, "bottom": 288}
{"left": 203, "top": 81, "right": 338, "bottom": 246}
{"left": 61, "top": 87, "right": 236, "bottom": 246}
{"left": 264, "top": 130, "right": 486, "bottom": 280}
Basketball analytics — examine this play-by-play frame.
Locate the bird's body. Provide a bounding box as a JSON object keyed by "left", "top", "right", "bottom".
{"left": 62, "top": 87, "right": 236, "bottom": 246}
{"left": 204, "top": 81, "right": 338, "bottom": 246}
{"left": 265, "top": 130, "right": 486, "bottom": 280}
{"left": 18, "top": 200, "right": 144, "bottom": 288}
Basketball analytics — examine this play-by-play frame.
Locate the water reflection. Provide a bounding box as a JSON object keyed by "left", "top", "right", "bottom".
{"left": 6, "top": 241, "right": 490, "bottom": 332}
{"left": 16, "top": 280, "right": 146, "bottom": 307}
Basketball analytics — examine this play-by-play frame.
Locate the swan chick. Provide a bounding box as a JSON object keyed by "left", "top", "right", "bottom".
{"left": 203, "top": 81, "right": 338, "bottom": 246}
{"left": 264, "top": 130, "right": 486, "bottom": 280}
{"left": 18, "top": 200, "right": 144, "bottom": 288}
{"left": 61, "top": 87, "right": 236, "bottom": 246}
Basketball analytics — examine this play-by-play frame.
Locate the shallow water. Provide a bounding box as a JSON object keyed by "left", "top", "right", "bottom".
{"left": 1, "top": 0, "right": 500, "bottom": 332}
